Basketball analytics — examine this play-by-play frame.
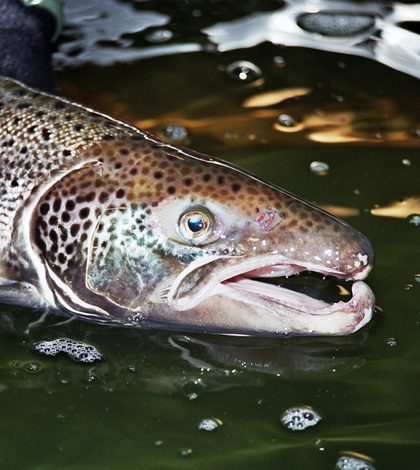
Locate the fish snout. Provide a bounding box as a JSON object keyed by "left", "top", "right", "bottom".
{"left": 336, "top": 229, "right": 374, "bottom": 280}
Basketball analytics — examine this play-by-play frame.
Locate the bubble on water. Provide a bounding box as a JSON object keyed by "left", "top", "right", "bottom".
{"left": 336, "top": 453, "right": 376, "bottom": 470}
{"left": 198, "top": 418, "right": 222, "bottom": 431}
{"left": 180, "top": 448, "right": 193, "bottom": 456}
{"left": 310, "top": 161, "right": 330, "bottom": 175}
{"left": 402, "top": 159, "right": 411, "bottom": 166}
{"left": 280, "top": 406, "right": 321, "bottom": 431}
{"left": 34, "top": 339, "right": 102, "bottom": 363}
{"left": 277, "top": 114, "right": 296, "bottom": 128}
{"left": 414, "top": 274, "right": 420, "bottom": 282}
{"left": 145, "top": 28, "right": 173, "bottom": 43}
{"left": 407, "top": 214, "right": 420, "bottom": 226}
{"left": 226, "top": 61, "right": 262, "bottom": 82}
{"left": 273, "top": 56, "right": 286, "bottom": 67}
{"left": 178, "top": 378, "right": 206, "bottom": 399}
{"left": 161, "top": 124, "right": 188, "bottom": 142}
{"left": 24, "top": 362, "right": 42, "bottom": 373}
{"left": 386, "top": 338, "right": 397, "bottom": 347}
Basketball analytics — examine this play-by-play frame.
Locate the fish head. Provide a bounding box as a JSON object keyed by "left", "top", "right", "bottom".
{"left": 31, "top": 139, "right": 374, "bottom": 336}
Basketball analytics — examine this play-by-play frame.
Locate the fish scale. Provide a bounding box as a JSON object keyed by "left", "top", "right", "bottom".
{"left": 0, "top": 76, "right": 375, "bottom": 336}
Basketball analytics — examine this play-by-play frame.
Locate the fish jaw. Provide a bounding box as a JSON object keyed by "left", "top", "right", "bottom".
{"left": 159, "top": 249, "right": 374, "bottom": 336}
{"left": 158, "top": 281, "right": 374, "bottom": 337}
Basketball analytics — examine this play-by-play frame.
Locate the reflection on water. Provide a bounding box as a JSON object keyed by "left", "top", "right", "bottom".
{"left": 371, "top": 197, "right": 420, "bottom": 219}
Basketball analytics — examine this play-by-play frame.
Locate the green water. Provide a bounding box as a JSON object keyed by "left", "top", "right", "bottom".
{"left": 1, "top": 1, "right": 420, "bottom": 469}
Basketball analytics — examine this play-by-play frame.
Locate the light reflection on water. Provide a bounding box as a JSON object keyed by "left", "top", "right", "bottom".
{"left": 1, "top": 1, "right": 420, "bottom": 469}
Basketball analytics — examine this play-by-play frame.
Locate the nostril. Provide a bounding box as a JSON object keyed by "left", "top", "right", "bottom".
{"left": 256, "top": 211, "right": 284, "bottom": 230}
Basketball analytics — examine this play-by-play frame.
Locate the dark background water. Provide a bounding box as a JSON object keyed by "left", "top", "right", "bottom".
{"left": 1, "top": 1, "right": 420, "bottom": 469}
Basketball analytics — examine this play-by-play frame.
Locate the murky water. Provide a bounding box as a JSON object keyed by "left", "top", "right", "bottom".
{"left": 1, "top": 1, "right": 420, "bottom": 469}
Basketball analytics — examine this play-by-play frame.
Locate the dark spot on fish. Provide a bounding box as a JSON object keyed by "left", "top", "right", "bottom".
{"left": 130, "top": 168, "right": 138, "bottom": 175}
{"left": 49, "top": 230, "right": 58, "bottom": 243}
{"left": 203, "top": 174, "right": 211, "bottom": 182}
{"left": 85, "top": 191, "right": 95, "bottom": 202}
{"left": 306, "top": 220, "right": 313, "bottom": 227}
{"left": 62, "top": 149, "right": 71, "bottom": 157}
{"left": 70, "top": 224, "right": 80, "bottom": 236}
{"left": 40, "top": 203, "right": 49, "bottom": 215}
{"left": 36, "top": 111, "right": 45, "bottom": 118}
{"left": 55, "top": 102, "right": 66, "bottom": 109}
{"left": 51, "top": 243, "right": 58, "bottom": 253}
{"left": 101, "top": 241, "right": 107, "bottom": 248}
{"left": 115, "top": 162, "right": 122, "bottom": 169}
{"left": 35, "top": 236, "right": 46, "bottom": 251}
{"left": 153, "top": 171, "right": 163, "bottom": 180}
{"left": 17, "top": 103, "right": 30, "bottom": 109}
{"left": 66, "top": 200, "right": 75, "bottom": 211}
{"left": 81, "top": 233, "right": 87, "bottom": 242}
{"left": 99, "top": 192, "right": 109, "bottom": 203}
{"left": 53, "top": 198, "right": 61, "bottom": 212}
{"left": 49, "top": 216, "right": 58, "bottom": 225}
{"left": 167, "top": 186, "right": 176, "bottom": 194}
{"left": 103, "top": 134, "right": 114, "bottom": 141}
{"left": 79, "top": 207, "right": 90, "bottom": 219}
{"left": 120, "top": 148, "right": 129, "bottom": 155}
{"left": 116, "top": 189, "right": 125, "bottom": 198}
{"left": 70, "top": 186, "right": 77, "bottom": 196}
{"left": 41, "top": 128, "right": 50, "bottom": 141}
{"left": 218, "top": 176, "right": 224, "bottom": 185}
{"left": 62, "top": 212, "right": 70, "bottom": 223}
{"left": 59, "top": 226, "right": 68, "bottom": 241}
{"left": 12, "top": 117, "right": 20, "bottom": 125}
{"left": 74, "top": 124, "right": 83, "bottom": 132}
{"left": 28, "top": 126, "right": 36, "bottom": 133}
{"left": 232, "top": 184, "right": 241, "bottom": 192}
{"left": 58, "top": 253, "right": 66, "bottom": 264}
{"left": 83, "top": 220, "right": 92, "bottom": 230}
{"left": 288, "top": 219, "right": 298, "bottom": 227}
{"left": 20, "top": 146, "right": 27, "bottom": 154}
{"left": 11, "top": 179, "right": 18, "bottom": 188}
{"left": 65, "top": 245, "right": 74, "bottom": 255}
{"left": 184, "top": 178, "right": 192, "bottom": 186}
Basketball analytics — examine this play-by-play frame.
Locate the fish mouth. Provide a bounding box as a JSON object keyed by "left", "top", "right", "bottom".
{"left": 168, "top": 257, "right": 375, "bottom": 336}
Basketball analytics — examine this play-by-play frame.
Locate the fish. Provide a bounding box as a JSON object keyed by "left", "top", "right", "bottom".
{"left": 0, "top": 76, "right": 375, "bottom": 336}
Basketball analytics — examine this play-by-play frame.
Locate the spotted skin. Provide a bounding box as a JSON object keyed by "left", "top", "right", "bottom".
{"left": 0, "top": 76, "right": 375, "bottom": 336}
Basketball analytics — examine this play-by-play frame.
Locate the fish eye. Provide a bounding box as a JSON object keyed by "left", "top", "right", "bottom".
{"left": 178, "top": 207, "right": 213, "bottom": 243}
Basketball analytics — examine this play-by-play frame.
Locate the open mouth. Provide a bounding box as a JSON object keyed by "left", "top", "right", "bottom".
{"left": 220, "top": 261, "right": 374, "bottom": 316}
{"left": 167, "top": 255, "right": 375, "bottom": 335}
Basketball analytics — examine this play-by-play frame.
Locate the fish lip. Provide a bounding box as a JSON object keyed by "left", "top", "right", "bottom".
{"left": 219, "top": 259, "right": 375, "bottom": 314}
{"left": 169, "top": 255, "right": 375, "bottom": 317}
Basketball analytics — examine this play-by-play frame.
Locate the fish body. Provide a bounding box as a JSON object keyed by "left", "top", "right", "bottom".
{"left": 0, "top": 76, "right": 375, "bottom": 336}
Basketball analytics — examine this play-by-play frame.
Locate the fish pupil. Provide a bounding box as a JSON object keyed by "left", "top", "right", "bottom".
{"left": 188, "top": 215, "right": 204, "bottom": 232}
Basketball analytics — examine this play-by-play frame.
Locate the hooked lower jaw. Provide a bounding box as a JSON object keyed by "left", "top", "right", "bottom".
{"left": 168, "top": 257, "right": 375, "bottom": 336}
